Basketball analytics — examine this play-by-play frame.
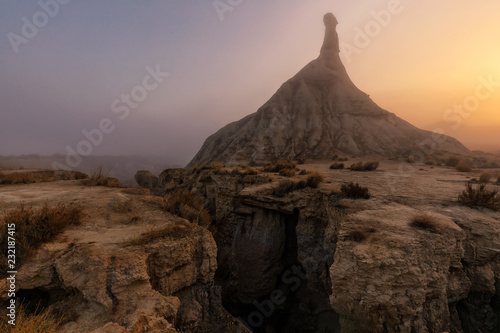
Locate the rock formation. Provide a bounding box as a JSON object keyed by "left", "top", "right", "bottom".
{"left": 135, "top": 170, "right": 159, "bottom": 189}
{"left": 158, "top": 162, "right": 500, "bottom": 332}
{"left": 188, "top": 13, "right": 469, "bottom": 167}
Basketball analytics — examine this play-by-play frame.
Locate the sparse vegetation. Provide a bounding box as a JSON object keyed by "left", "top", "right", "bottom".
{"left": 458, "top": 183, "right": 500, "bottom": 211}
{"left": 193, "top": 163, "right": 226, "bottom": 175}
{"left": 330, "top": 162, "right": 344, "bottom": 170}
{"left": 455, "top": 162, "right": 472, "bottom": 172}
{"left": 279, "top": 168, "right": 296, "bottom": 177}
{"left": 340, "top": 182, "right": 371, "bottom": 199}
{"left": 0, "top": 305, "right": 62, "bottom": 333}
{"left": 446, "top": 156, "right": 460, "bottom": 167}
{"left": 0, "top": 203, "right": 82, "bottom": 276}
{"left": 409, "top": 215, "right": 439, "bottom": 233}
{"left": 81, "top": 166, "right": 120, "bottom": 187}
{"left": 129, "top": 222, "right": 193, "bottom": 245}
{"left": 479, "top": 171, "right": 499, "bottom": 183}
{"left": 162, "top": 191, "right": 211, "bottom": 227}
{"left": 0, "top": 170, "right": 87, "bottom": 185}
{"left": 306, "top": 171, "right": 324, "bottom": 188}
{"left": 262, "top": 161, "right": 297, "bottom": 173}
{"left": 273, "top": 180, "right": 307, "bottom": 197}
{"left": 350, "top": 161, "right": 379, "bottom": 171}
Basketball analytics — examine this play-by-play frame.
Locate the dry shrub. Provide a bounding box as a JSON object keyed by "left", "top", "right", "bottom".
{"left": 455, "top": 162, "right": 472, "bottom": 172}
{"left": 279, "top": 168, "right": 296, "bottom": 177}
{"left": 306, "top": 171, "right": 324, "bottom": 188}
{"left": 273, "top": 180, "right": 307, "bottom": 197}
{"left": 446, "top": 156, "right": 460, "bottom": 167}
{"left": 425, "top": 160, "right": 435, "bottom": 166}
{"left": 409, "top": 215, "right": 439, "bottom": 233}
{"left": 330, "top": 163, "right": 344, "bottom": 170}
{"left": 0, "top": 170, "right": 88, "bottom": 185}
{"left": 350, "top": 161, "right": 379, "bottom": 171}
{"left": 81, "top": 166, "right": 120, "bottom": 187}
{"left": 458, "top": 183, "right": 500, "bottom": 211}
{"left": 340, "top": 182, "right": 371, "bottom": 199}
{"left": 262, "top": 161, "right": 297, "bottom": 173}
{"left": 193, "top": 163, "right": 226, "bottom": 175}
{"left": 163, "top": 191, "right": 211, "bottom": 227}
{"left": 0, "top": 203, "right": 82, "bottom": 276}
{"left": 479, "top": 171, "right": 499, "bottom": 183}
{"left": 130, "top": 223, "right": 193, "bottom": 246}
{"left": 0, "top": 305, "right": 62, "bottom": 333}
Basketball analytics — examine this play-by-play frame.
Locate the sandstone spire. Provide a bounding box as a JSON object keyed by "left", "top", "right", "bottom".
{"left": 187, "top": 13, "right": 469, "bottom": 167}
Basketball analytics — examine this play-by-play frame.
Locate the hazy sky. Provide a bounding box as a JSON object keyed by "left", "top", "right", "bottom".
{"left": 1, "top": 0, "right": 499, "bottom": 166}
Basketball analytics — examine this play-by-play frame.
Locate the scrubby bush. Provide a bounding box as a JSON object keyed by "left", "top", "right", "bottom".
{"left": 0, "top": 203, "right": 82, "bottom": 276}
{"left": 279, "top": 168, "right": 296, "bottom": 177}
{"left": 446, "top": 157, "right": 460, "bottom": 167}
{"left": 81, "top": 166, "right": 121, "bottom": 187}
{"left": 262, "top": 161, "right": 297, "bottom": 173}
{"left": 409, "top": 215, "right": 438, "bottom": 233}
{"left": 479, "top": 171, "right": 495, "bottom": 183}
{"left": 350, "top": 161, "right": 379, "bottom": 171}
{"left": 455, "top": 162, "right": 472, "bottom": 172}
{"left": 340, "top": 182, "right": 371, "bottom": 199}
{"left": 458, "top": 183, "right": 500, "bottom": 211}
{"left": 306, "top": 171, "right": 324, "bottom": 188}
{"left": 272, "top": 173, "right": 323, "bottom": 197}
{"left": 330, "top": 163, "right": 344, "bottom": 170}
{"left": 163, "top": 191, "right": 211, "bottom": 227}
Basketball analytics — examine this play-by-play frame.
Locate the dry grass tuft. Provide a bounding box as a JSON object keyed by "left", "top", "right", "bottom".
{"left": 0, "top": 203, "right": 82, "bottom": 276}
{"left": 479, "top": 171, "right": 500, "bottom": 183}
{"left": 279, "top": 168, "right": 296, "bottom": 177}
{"left": 0, "top": 170, "right": 88, "bottom": 185}
{"left": 350, "top": 161, "right": 379, "bottom": 171}
{"left": 129, "top": 223, "right": 193, "bottom": 246}
{"left": 409, "top": 215, "right": 439, "bottom": 233}
{"left": 262, "top": 161, "right": 297, "bottom": 173}
{"left": 306, "top": 171, "right": 324, "bottom": 188}
{"left": 163, "top": 191, "right": 211, "bottom": 228}
{"left": 330, "top": 163, "right": 345, "bottom": 170}
{"left": 81, "top": 166, "right": 120, "bottom": 187}
{"left": 455, "top": 162, "right": 472, "bottom": 172}
{"left": 272, "top": 180, "right": 307, "bottom": 197}
{"left": 0, "top": 305, "right": 62, "bottom": 333}
{"left": 340, "top": 182, "right": 371, "bottom": 199}
{"left": 458, "top": 183, "right": 500, "bottom": 211}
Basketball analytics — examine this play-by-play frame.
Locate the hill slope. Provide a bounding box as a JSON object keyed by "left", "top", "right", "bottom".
{"left": 188, "top": 13, "right": 469, "bottom": 167}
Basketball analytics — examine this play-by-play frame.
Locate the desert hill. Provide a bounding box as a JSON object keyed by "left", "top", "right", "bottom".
{"left": 188, "top": 13, "right": 469, "bottom": 167}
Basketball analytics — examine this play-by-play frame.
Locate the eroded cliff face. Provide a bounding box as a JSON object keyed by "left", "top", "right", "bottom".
{"left": 0, "top": 181, "right": 238, "bottom": 333}
{"left": 159, "top": 163, "right": 500, "bottom": 333}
